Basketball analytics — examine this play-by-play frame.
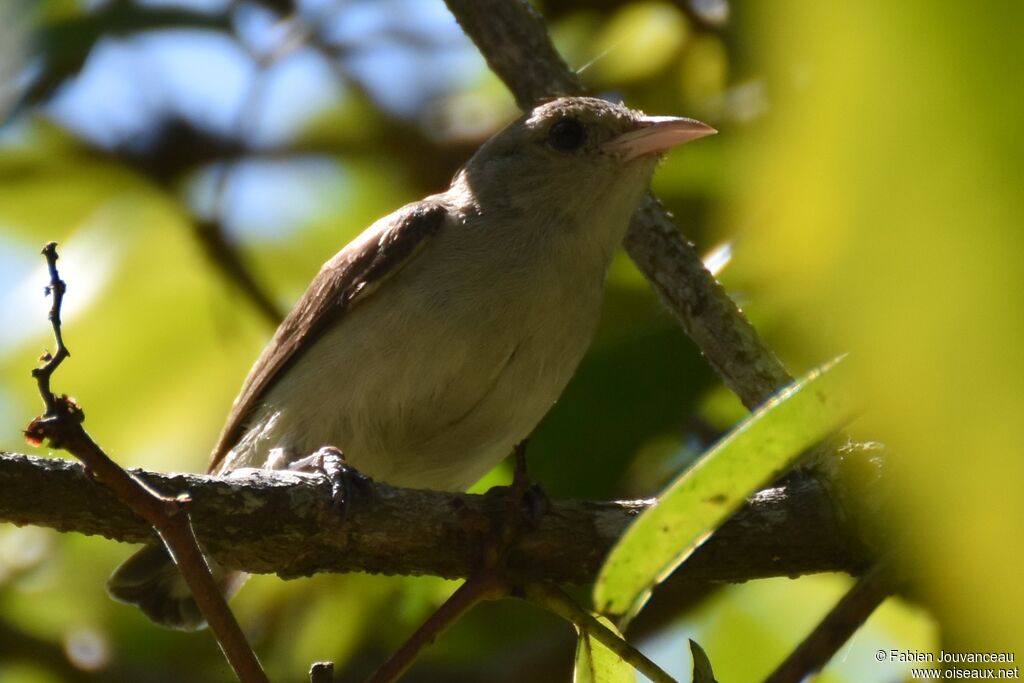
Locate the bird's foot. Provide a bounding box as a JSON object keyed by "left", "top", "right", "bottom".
{"left": 519, "top": 482, "right": 551, "bottom": 526}
{"left": 483, "top": 440, "right": 550, "bottom": 567}
{"left": 288, "top": 446, "right": 373, "bottom": 517}
{"left": 508, "top": 439, "right": 550, "bottom": 530}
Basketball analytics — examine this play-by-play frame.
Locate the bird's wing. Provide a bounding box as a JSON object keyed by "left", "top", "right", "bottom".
{"left": 208, "top": 200, "right": 449, "bottom": 473}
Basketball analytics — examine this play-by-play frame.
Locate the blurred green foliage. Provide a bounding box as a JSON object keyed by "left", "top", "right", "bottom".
{"left": 2, "top": 0, "right": 1017, "bottom": 680}
{"left": 735, "top": 0, "right": 1024, "bottom": 661}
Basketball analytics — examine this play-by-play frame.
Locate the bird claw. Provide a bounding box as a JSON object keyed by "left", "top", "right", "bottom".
{"left": 288, "top": 446, "right": 372, "bottom": 517}
{"left": 479, "top": 441, "right": 550, "bottom": 570}
{"left": 506, "top": 440, "right": 548, "bottom": 529}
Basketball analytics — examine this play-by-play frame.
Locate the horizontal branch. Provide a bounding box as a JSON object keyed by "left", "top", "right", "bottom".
{"left": 0, "top": 452, "right": 866, "bottom": 586}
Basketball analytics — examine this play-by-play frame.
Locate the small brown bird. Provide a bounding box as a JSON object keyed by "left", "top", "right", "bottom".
{"left": 108, "top": 96, "right": 715, "bottom": 629}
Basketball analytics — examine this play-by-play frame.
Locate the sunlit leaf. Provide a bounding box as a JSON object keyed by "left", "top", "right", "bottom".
{"left": 594, "top": 356, "right": 858, "bottom": 622}
{"left": 574, "top": 615, "right": 636, "bottom": 683}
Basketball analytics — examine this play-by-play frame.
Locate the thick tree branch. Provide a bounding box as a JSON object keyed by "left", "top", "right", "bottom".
{"left": 445, "top": 0, "right": 792, "bottom": 409}
{"left": 0, "top": 452, "right": 867, "bottom": 586}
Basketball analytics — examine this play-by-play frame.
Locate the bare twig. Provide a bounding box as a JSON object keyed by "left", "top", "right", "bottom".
{"left": 368, "top": 573, "right": 509, "bottom": 683}
{"left": 763, "top": 563, "right": 893, "bottom": 683}
{"left": 445, "top": 0, "right": 793, "bottom": 409}
{"left": 524, "top": 582, "right": 676, "bottom": 683}
{"left": 23, "top": 244, "right": 268, "bottom": 683}
{"left": 29, "top": 243, "right": 70, "bottom": 416}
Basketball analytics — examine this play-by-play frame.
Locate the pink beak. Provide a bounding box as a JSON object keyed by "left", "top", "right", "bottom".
{"left": 604, "top": 116, "right": 717, "bottom": 161}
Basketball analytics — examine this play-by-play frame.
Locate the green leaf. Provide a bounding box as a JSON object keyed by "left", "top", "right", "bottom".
{"left": 689, "top": 639, "right": 718, "bottom": 683}
{"left": 593, "top": 356, "right": 858, "bottom": 622}
{"left": 574, "top": 615, "right": 637, "bottom": 683}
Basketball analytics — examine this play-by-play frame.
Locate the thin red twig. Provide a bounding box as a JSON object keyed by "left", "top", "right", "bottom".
{"left": 25, "top": 242, "right": 269, "bottom": 683}
{"left": 367, "top": 573, "right": 508, "bottom": 683}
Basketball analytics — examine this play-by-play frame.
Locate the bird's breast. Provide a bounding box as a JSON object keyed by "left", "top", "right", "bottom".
{"left": 232, "top": 214, "right": 613, "bottom": 491}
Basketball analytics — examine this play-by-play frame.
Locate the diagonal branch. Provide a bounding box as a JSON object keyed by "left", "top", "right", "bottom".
{"left": 368, "top": 573, "right": 510, "bottom": 683}
{"left": 763, "top": 562, "right": 894, "bottom": 683}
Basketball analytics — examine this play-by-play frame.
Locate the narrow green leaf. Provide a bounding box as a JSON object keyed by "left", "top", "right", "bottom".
{"left": 574, "top": 615, "right": 637, "bottom": 683}
{"left": 593, "top": 356, "right": 858, "bottom": 622}
{"left": 689, "top": 639, "right": 718, "bottom": 683}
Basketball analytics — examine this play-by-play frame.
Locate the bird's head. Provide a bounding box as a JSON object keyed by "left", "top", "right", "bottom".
{"left": 454, "top": 96, "right": 715, "bottom": 242}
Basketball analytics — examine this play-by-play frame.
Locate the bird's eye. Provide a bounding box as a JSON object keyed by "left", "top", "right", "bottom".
{"left": 547, "top": 118, "right": 587, "bottom": 151}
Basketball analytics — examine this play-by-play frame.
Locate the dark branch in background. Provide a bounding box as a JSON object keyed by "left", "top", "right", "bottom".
{"left": 20, "top": 0, "right": 230, "bottom": 110}
{"left": 197, "top": 14, "right": 292, "bottom": 329}
{"left": 102, "top": 108, "right": 473, "bottom": 328}
{"left": 193, "top": 218, "right": 285, "bottom": 326}
{"left": 445, "top": 0, "right": 791, "bottom": 410}
{"left": 119, "top": 119, "right": 287, "bottom": 328}
{"left": 19, "top": 7, "right": 281, "bottom": 332}
{"left": 14, "top": 0, "right": 490, "bottom": 332}
{"left": 0, "top": 452, "right": 867, "bottom": 586}
{"left": 23, "top": 245, "right": 269, "bottom": 683}
{"left": 15, "top": 0, "right": 469, "bottom": 330}
{"left": 764, "top": 563, "right": 894, "bottom": 683}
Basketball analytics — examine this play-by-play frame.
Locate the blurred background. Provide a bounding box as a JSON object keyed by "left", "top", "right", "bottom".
{"left": 0, "top": 0, "right": 1020, "bottom": 681}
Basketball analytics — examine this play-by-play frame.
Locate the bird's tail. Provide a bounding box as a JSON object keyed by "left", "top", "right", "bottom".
{"left": 107, "top": 543, "right": 247, "bottom": 631}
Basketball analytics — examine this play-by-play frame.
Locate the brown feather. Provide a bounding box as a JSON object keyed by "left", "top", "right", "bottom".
{"left": 208, "top": 201, "right": 448, "bottom": 473}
